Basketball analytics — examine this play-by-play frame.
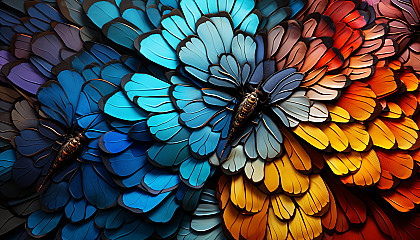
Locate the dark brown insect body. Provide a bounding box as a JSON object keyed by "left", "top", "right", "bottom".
{"left": 38, "top": 133, "right": 86, "bottom": 192}
{"left": 222, "top": 91, "right": 260, "bottom": 155}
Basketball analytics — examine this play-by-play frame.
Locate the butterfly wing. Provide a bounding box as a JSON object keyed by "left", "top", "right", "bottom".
{"left": 13, "top": 120, "right": 66, "bottom": 188}
{"left": 37, "top": 70, "right": 84, "bottom": 128}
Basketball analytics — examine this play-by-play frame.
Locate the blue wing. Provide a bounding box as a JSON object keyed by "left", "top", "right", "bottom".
{"left": 100, "top": 61, "right": 131, "bottom": 85}
{"left": 27, "top": 210, "right": 62, "bottom": 238}
{"left": 256, "top": 0, "right": 292, "bottom": 30}
{"left": 121, "top": 73, "right": 175, "bottom": 113}
{"left": 103, "top": 143, "right": 150, "bottom": 177}
{"left": 13, "top": 120, "right": 66, "bottom": 188}
{"left": 81, "top": 162, "right": 119, "bottom": 209}
{"left": 147, "top": 112, "right": 182, "bottom": 141}
{"left": 155, "top": 210, "right": 184, "bottom": 238}
{"left": 261, "top": 68, "right": 304, "bottom": 104}
{"left": 25, "top": 1, "right": 66, "bottom": 23}
{"left": 142, "top": 168, "right": 180, "bottom": 194}
{"left": 99, "top": 90, "right": 148, "bottom": 122}
{"left": 84, "top": 42, "right": 121, "bottom": 64}
{"left": 147, "top": 127, "right": 191, "bottom": 167}
{"left": 179, "top": 157, "right": 212, "bottom": 188}
{"left": 145, "top": 193, "right": 179, "bottom": 223}
{"left": 59, "top": 219, "right": 100, "bottom": 240}
{"left": 247, "top": 114, "right": 283, "bottom": 160}
{"left": 77, "top": 79, "right": 117, "bottom": 138}
{"left": 82, "top": 0, "right": 120, "bottom": 29}
{"left": 173, "top": 86, "right": 221, "bottom": 129}
{"left": 128, "top": 120, "right": 154, "bottom": 142}
{"left": 98, "top": 131, "right": 133, "bottom": 154}
{"left": 248, "top": 59, "right": 276, "bottom": 86}
{"left": 102, "top": 18, "right": 140, "bottom": 49}
{"left": 77, "top": 79, "right": 118, "bottom": 116}
{"left": 81, "top": 63, "right": 101, "bottom": 81}
{"left": 0, "top": 149, "right": 14, "bottom": 182}
{"left": 41, "top": 182, "right": 70, "bottom": 211}
{"left": 64, "top": 198, "right": 97, "bottom": 223}
{"left": 135, "top": 30, "right": 179, "bottom": 69}
{"left": 177, "top": 188, "right": 226, "bottom": 240}
{"left": 188, "top": 126, "right": 220, "bottom": 158}
{"left": 160, "top": 10, "right": 194, "bottom": 49}
{"left": 120, "top": 188, "right": 171, "bottom": 213}
{"left": 101, "top": 209, "right": 154, "bottom": 240}
{"left": 120, "top": 1, "right": 154, "bottom": 32}
{"left": 37, "top": 70, "right": 85, "bottom": 128}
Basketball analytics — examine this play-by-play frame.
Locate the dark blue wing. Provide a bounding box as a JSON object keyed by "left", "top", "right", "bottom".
{"left": 176, "top": 183, "right": 202, "bottom": 212}
{"left": 155, "top": 210, "right": 184, "bottom": 239}
{"left": 256, "top": 0, "right": 292, "bottom": 30}
{"left": 64, "top": 198, "right": 97, "bottom": 223}
{"left": 102, "top": 17, "right": 140, "bottom": 49}
{"left": 85, "top": 42, "right": 121, "bottom": 64}
{"left": 59, "top": 219, "right": 100, "bottom": 240}
{"left": 128, "top": 120, "right": 154, "bottom": 142}
{"left": 103, "top": 143, "right": 150, "bottom": 177}
{"left": 13, "top": 120, "right": 66, "bottom": 188}
{"left": 26, "top": 210, "right": 62, "bottom": 238}
{"left": 101, "top": 209, "right": 154, "bottom": 240}
{"left": 41, "top": 182, "right": 70, "bottom": 211}
{"left": 103, "top": 143, "right": 154, "bottom": 188}
{"left": 77, "top": 79, "right": 117, "bottom": 138}
{"left": 81, "top": 162, "right": 119, "bottom": 209}
{"left": 25, "top": 1, "right": 66, "bottom": 23}
{"left": 37, "top": 70, "right": 85, "bottom": 128}
{"left": 98, "top": 131, "right": 133, "bottom": 154}
{"left": 248, "top": 59, "right": 276, "bottom": 86}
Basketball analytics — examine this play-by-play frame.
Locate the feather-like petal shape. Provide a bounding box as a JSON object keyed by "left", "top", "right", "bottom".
{"left": 340, "top": 150, "right": 381, "bottom": 187}
{"left": 180, "top": 158, "right": 211, "bottom": 188}
{"left": 336, "top": 82, "right": 381, "bottom": 121}
{"left": 293, "top": 123, "right": 329, "bottom": 150}
{"left": 27, "top": 210, "right": 62, "bottom": 237}
{"left": 289, "top": 207, "right": 322, "bottom": 240}
{"left": 100, "top": 91, "right": 148, "bottom": 121}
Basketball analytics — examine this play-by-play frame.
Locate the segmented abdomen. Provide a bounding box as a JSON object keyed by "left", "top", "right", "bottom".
{"left": 53, "top": 138, "right": 81, "bottom": 168}
{"left": 226, "top": 93, "right": 259, "bottom": 145}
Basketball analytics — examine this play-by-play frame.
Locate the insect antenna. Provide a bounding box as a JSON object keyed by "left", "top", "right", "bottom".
{"left": 80, "top": 113, "right": 101, "bottom": 136}
{"left": 37, "top": 169, "right": 52, "bottom": 192}
{"left": 220, "top": 140, "right": 230, "bottom": 161}
{"left": 256, "top": 54, "right": 276, "bottom": 90}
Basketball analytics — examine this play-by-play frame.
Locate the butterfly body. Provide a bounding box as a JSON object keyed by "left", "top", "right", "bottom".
{"left": 38, "top": 133, "right": 86, "bottom": 191}
{"left": 226, "top": 90, "right": 260, "bottom": 147}
{"left": 54, "top": 133, "right": 85, "bottom": 168}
